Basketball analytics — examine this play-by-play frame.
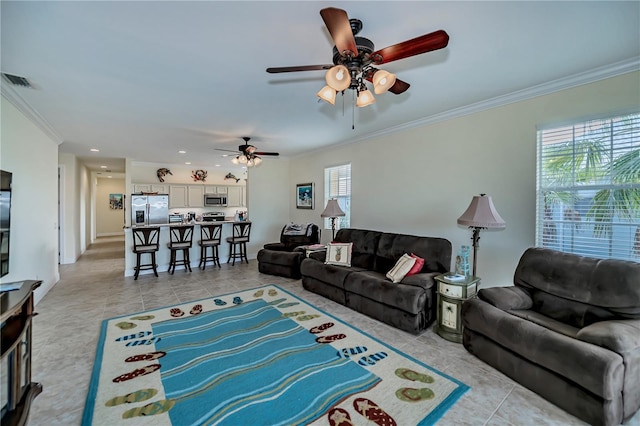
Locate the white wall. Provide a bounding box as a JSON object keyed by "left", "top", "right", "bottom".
{"left": 1, "top": 95, "right": 59, "bottom": 303}
{"left": 58, "top": 153, "right": 82, "bottom": 264}
{"left": 288, "top": 71, "right": 640, "bottom": 288}
{"left": 96, "top": 177, "right": 126, "bottom": 236}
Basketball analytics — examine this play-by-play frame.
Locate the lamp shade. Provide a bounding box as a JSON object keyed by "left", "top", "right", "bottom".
{"left": 457, "top": 194, "right": 506, "bottom": 228}
{"left": 356, "top": 88, "right": 375, "bottom": 107}
{"left": 325, "top": 65, "right": 351, "bottom": 91}
{"left": 320, "top": 199, "right": 345, "bottom": 218}
{"left": 316, "top": 85, "right": 337, "bottom": 105}
{"left": 373, "top": 70, "right": 397, "bottom": 94}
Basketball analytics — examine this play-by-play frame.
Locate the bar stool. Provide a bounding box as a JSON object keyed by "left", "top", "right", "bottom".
{"left": 198, "top": 223, "right": 222, "bottom": 269}
{"left": 167, "top": 225, "right": 194, "bottom": 274}
{"left": 132, "top": 226, "right": 160, "bottom": 280}
{"left": 226, "top": 221, "right": 251, "bottom": 265}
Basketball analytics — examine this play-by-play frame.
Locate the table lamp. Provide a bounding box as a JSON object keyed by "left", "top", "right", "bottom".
{"left": 320, "top": 199, "right": 345, "bottom": 241}
{"left": 457, "top": 194, "right": 506, "bottom": 277}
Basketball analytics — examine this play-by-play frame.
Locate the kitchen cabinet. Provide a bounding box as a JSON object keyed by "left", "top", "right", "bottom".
{"left": 204, "top": 185, "right": 227, "bottom": 194}
{"left": 187, "top": 186, "right": 204, "bottom": 207}
{"left": 227, "top": 186, "right": 242, "bottom": 207}
{"left": 133, "top": 184, "right": 167, "bottom": 193}
{"left": 169, "top": 185, "right": 187, "bottom": 208}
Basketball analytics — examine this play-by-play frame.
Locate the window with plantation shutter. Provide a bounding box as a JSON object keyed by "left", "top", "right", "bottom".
{"left": 324, "top": 164, "right": 351, "bottom": 231}
{"left": 536, "top": 112, "right": 640, "bottom": 261}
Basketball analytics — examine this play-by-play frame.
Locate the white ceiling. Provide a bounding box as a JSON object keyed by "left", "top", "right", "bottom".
{"left": 2, "top": 1, "right": 639, "bottom": 174}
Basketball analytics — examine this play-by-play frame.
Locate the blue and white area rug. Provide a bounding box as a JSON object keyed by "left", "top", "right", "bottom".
{"left": 82, "top": 285, "right": 469, "bottom": 425}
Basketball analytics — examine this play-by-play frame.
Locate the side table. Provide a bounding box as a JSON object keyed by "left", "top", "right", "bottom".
{"left": 435, "top": 273, "right": 480, "bottom": 343}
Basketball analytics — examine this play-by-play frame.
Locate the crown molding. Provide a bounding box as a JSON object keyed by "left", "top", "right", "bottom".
{"left": 346, "top": 57, "right": 640, "bottom": 146}
{"left": 1, "top": 83, "right": 64, "bottom": 145}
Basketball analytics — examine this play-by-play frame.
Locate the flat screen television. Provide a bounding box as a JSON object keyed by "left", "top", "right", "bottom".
{"left": 1, "top": 170, "right": 12, "bottom": 277}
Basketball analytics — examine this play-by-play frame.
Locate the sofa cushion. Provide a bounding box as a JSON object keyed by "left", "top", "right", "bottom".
{"left": 334, "top": 229, "right": 382, "bottom": 269}
{"left": 463, "top": 298, "right": 624, "bottom": 399}
{"left": 300, "top": 258, "right": 365, "bottom": 290}
{"left": 374, "top": 233, "right": 451, "bottom": 275}
{"left": 479, "top": 287, "right": 533, "bottom": 311}
{"left": 406, "top": 253, "right": 425, "bottom": 276}
{"left": 386, "top": 253, "right": 416, "bottom": 283}
{"left": 576, "top": 320, "right": 640, "bottom": 354}
{"left": 344, "top": 270, "right": 428, "bottom": 315}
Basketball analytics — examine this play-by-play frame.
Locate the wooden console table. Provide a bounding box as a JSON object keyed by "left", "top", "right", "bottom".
{"left": 1, "top": 280, "right": 42, "bottom": 426}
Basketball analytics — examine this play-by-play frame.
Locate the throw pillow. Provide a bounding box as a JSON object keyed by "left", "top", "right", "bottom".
{"left": 325, "top": 242, "right": 353, "bottom": 267}
{"left": 386, "top": 254, "right": 416, "bottom": 283}
{"left": 406, "top": 253, "right": 425, "bottom": 276}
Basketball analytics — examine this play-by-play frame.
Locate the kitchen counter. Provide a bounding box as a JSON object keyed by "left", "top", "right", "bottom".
{"left": 124, "top": 221, "right": 251, "bottom": 277}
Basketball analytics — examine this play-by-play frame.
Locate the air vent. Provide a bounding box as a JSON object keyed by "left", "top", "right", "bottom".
{"left": 2, "top": 73, "right": 32, "bottom": 88}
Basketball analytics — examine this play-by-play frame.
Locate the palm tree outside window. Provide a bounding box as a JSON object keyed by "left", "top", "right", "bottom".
{"left": 536, "top": 113, "right": 640, "bottom": 261}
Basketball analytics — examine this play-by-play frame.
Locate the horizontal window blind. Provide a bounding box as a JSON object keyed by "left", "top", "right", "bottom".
{"left": 536, "top": 113, "right": 640, "bottom": 261}
{"left": 324, "top": 164, "right": 351, "bottom": 230}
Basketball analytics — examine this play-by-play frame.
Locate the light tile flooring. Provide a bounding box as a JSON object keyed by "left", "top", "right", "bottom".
{"left": 27, "top": 237, "right": 638, "bottom": 426}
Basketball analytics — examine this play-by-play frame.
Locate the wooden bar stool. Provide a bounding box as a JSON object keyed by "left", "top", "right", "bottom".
{"left": 226, "top": 221, "right": 251, "bottom": 265}
{"left": 198, "top": 223, "right": 222, "bottom": 269}
{"left": 132, "top": 226, "right": 160, "bottom": 280}
{"left": 167, "top": 225, "right": 194, "bottom": 274}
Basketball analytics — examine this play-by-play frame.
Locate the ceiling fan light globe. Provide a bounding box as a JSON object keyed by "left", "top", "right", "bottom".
{"left": 356, "top": 89, "right": 376, "bottom": 107}
{"left": 325, "top": 65, "right": 351, "bottom": 91}
{"left": 373, "top": 70, "right": 396, "bottom": 94}
{"left": 231, "top": 156, "right": 240, "bottom": 165}
{"left": 317, "top": 85, "right": 337, "bottom": 105}
{"left": 238, "top": 155, "right": 248, "bottom": 164}
{"left": 253, "top": 156, "right": 263, "bottom": 166}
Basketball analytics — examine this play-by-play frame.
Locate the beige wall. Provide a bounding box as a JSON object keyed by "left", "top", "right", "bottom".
{"left": 1, "top": 95, "right": 59, "bottom": 303}
{"left": 96, "top": 178, "right": 126, "bottom": 236}
{"left": 281, "top": 71, "right": 640, "bottom": 288}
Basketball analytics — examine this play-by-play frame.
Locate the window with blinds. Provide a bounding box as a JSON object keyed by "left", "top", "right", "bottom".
{"left": 324, "top": 164, "right": 351, "bottom": 230}
{"left": 536, "top": 112, "right": 640, "bottom": 261}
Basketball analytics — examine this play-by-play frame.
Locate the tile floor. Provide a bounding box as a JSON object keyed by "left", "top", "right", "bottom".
{"left": 27, "top": 237, "right": 638, "bottom": 426}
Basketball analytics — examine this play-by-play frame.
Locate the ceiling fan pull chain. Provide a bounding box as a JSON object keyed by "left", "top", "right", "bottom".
{"left": 352, "top": 91, "right": 356, "bottom": 130}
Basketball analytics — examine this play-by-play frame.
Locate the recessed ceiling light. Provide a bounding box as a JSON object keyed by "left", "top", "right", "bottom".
{"left": 178, "top": 150, "right": 186, "bottom": 154}
{"left": 107, "top": 176, "right": 112, "bottom": 178}
{"left": 221, "top": 154, "right": 229, "bottom": 157}
{"left": 100, "top": 165, "right": 107, "bottom": 169}
{"left": 90, "top": 148, "right": 100, "bottom": 152}
{"left": 215, "top": 164, "right": 221, "bottom": 167}
{"left": 185, "top": 162, "right": 191, "bottom": 165}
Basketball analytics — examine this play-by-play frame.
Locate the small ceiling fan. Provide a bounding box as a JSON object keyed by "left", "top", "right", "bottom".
{"left": 216, "top": 137, "right": 279, "bottom": 168}
{"left": 266, "top": 7, "right": 449, "bottom": 106}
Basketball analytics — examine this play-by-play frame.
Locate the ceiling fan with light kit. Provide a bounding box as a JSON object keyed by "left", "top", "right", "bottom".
{"left": 216, "top": 137, "right": 279, "bottom": 168}
{"left": 266, "top": 7, "right": 449, "bottom": 108}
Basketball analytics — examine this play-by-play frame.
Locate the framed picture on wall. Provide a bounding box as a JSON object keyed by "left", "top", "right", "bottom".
{"left": 109, "top": 193, "right": 123, "bottom": 210}
{"left": 296, "top": 183, "right": 314, "bottom": 209}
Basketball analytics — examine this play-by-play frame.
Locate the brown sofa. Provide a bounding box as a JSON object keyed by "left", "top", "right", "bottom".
{"left": 300, "top": 228, "right": 452, "bottom": 334}
{"left": 462, "top": 247, "right": 640, "bottom": 425}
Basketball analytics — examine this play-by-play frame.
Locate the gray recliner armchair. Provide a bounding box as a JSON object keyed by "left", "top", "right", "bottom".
{"left": 462, "top": 247, "right": 640, "bottom": 425}
{"left": 257, "top": 223, "right": 320, "bottom": 279}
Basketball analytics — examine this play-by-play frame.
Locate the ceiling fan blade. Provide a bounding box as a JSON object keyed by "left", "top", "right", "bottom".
{"left": 266, "top": 65, "right": 334, "bottom": 73}
{"left": 320, "top": 7, "right": 358, "bottom": 57}
{"left": 215, "top": 148, "right": 239, "bottom": 153}
{"left": 372, "top": 30, "right": 449, "bottom": 65}
{"left": 254, "top": 152, "right": 280, "bottom": 156}
{"left": 388, "top": 78, "right": 410, "bottom": 94}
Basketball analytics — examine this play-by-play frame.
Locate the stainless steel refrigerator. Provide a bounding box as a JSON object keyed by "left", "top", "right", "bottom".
{"left": 131, "top": 194, "right": 169, "bottom": 225}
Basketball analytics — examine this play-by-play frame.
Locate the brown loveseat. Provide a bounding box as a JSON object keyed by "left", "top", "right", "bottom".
{"left": 300, "top": 228, "right": 452, "bottom": 334}
{"left": 462, "top": 247, "right": 640, "bottom": 425}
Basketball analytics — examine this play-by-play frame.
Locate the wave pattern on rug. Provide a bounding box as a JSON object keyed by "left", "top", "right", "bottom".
{"left": 153, "top": 299, "right": 379, "bottom": 425}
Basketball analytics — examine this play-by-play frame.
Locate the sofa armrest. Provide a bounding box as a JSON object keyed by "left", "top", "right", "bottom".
{"left": 400, "top": 272, "right": 438, "bottom": 290}
{"left": 576, "top": 319, "right": 640, "bottom": 354}
{"left": 478, "top": 286, "right": 533, "bottom": 311}
{"left": 307, "top": 250, "right": 326, "bottom": 262}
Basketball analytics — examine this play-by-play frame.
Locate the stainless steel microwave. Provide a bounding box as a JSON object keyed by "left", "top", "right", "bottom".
{"left": 204, "top": 193, "right": 227, "bottom": 207}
